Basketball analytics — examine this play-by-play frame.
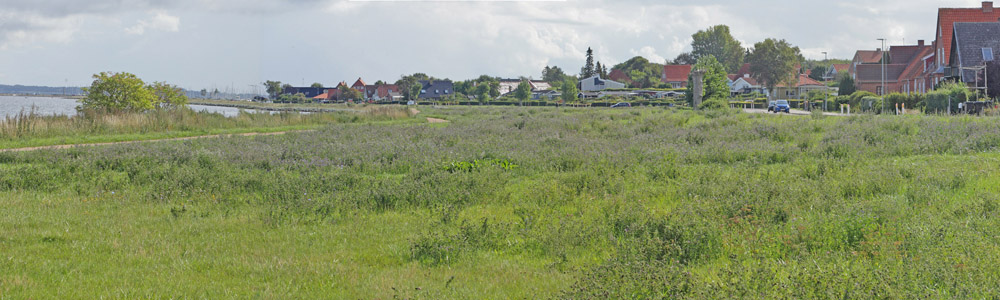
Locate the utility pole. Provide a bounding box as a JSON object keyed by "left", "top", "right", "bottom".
{"left": 878, "top": 38, "right": 887, "bottom": 114}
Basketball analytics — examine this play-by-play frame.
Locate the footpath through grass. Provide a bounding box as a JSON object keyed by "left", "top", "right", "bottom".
{"left": 3, "top": 107, "right": 1000, "bottom": 298}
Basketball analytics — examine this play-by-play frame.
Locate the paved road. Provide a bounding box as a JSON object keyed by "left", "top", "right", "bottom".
{"left": 743, "top": 108, "right": 847, "bottom": 117}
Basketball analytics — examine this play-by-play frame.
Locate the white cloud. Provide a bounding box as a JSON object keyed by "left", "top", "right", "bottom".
{"left": 125, "top": 12, "right": 180, "bottom": 35}
{"left": 631, "top": 46, "right": 667, "bottom": 65}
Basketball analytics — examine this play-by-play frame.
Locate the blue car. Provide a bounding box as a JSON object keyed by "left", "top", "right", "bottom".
{"left": 773, "top": 100, "right": 790, "bottom": 113}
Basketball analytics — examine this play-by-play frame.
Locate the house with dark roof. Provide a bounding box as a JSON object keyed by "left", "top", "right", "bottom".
{"left": 662, "top": 65, "right": 693, "bottom": 88}
{"left": 418, "top": 80, "right": 455, "bottom": 99}
{"left": 934, "top": 2, "right": 1000, "bottom": 75}
{"left": 947, "top": 22, "right": 1000, "bottom": 87}
{"left": 281, "top": 86, "right": 327, "bottom": 98}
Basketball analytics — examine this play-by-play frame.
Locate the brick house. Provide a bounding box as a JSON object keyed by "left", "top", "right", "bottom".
{"left": 662, "top": 65, "right": 693, "bottom": 88}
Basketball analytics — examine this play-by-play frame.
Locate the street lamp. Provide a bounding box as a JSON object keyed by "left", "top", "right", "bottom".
{"left": 878, "top": 38, "right": 887, "bottom": 114}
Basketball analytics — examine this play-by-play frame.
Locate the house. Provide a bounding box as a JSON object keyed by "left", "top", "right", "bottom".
{"left": 946, "top": 22, "right": 1000, "bottom": 87}
{"left": 934, "top": 2, "right": 1000, "bottom": 74}
{"left": 579, "top": 76, "right": 626, "bottom": 92}
{"left": 824, "top": 64, "right": 850, "bottom": 81}
{"left": 854, "top": 41, "right": 934, "bottom": 95}
{"left": 499, "top": 79, "right": 554, "bottom": 96}
{"left": 351, "top": 78, "right": 367, "bottom": 92}
{"left": 730, "top": 75, "right": 767, "bottom": 96}
{"left": 773, "top": 74, "right": 827, "bottom": 99}
{"left": 849, "top": 50, "right": 884, "bottom": 80}
{"left": 281, "top": 87, "right": 326, "bottom": 98}
{"left": 366, "top": 84, "right": 403, "bottom": 102}
{"left": 532, "top": 90, "right": 562, "bottom": 100}
{"left": 663, "top": 65, "right": 693, "bottom": 88}
{"left": 324, "top": 82, "right": 349, "bottom": 101}
{"left": 418, "top": 80, "right": 454, "bottom": 99}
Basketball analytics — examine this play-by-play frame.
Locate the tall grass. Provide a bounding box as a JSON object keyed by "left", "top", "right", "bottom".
{"left": 3, "top": 107, "right": 1000, "bottom": 298}
{"left": 0, "top": 105, "right": 414, "bottom": 142}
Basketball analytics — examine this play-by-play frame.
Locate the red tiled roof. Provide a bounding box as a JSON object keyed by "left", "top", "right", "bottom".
{"left": 832, "top": 64, "right": 849, "bottom": 72}
{"left": 314, "top": 93, "right": 329, "bottom": 99}
{"left": 855, "top": 64, "right": 908, "bottom": 83}
{"left": 854, "top": 50, "right": 884, "bottom": 64}
{"left": 352, "top": 78, "right": 366, "bottom": 88}
{"left": 778, "top": 74, "right": 825, "bottom": 88}
{"left": 663, "top": 65, "right": 692, "bottom": 82}
{"left": 733, "top": 76, "right": 759, "bottom": 86}
{"left": 899, "top": 46, "right": 935, "bottom": 81}
{"left": 936, "top": 2, "right": 1000, "bottom": 65}
{"left": 608, "top": 69, "right": 632, "bottom": 83}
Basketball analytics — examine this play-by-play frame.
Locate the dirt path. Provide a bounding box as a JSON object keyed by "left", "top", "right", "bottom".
{"left": 0, "top": 131, "right": 311, "bottom": 153}
{"left": 410, "top": 108, "right": 450, "bottom": 123}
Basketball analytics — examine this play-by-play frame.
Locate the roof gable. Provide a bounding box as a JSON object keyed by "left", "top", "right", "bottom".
{"left": 936, "top": 3, "right": 1000, "bottom": 65}
{"left": 663, "top": 65, "right": 692, "bottom": 82}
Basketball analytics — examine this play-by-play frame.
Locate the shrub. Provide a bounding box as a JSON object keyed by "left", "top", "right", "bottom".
{"left": 860, "top": 96, "right": 882, "bottom": 113}
{"left": 849, "top": 91, "right": 877, "bottom": 108}
{"left": 698, "top": 97, "right": 728, "bottom": 110}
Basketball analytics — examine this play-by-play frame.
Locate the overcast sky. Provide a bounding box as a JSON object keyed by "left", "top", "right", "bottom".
{"left": 0, "top": 0, "right": 987, "bottom": 91}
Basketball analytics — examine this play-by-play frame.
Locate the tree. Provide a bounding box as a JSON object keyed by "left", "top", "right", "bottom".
{"left": 79, "top": 72, "right": 156, "bottom": 112}
{"left": 148, "top": 81, "right": 188, "bottom": 108}
{"left": 263, "top": 81, "right": 283, "bottom": 99}
{"left": 410, "top": 84, "right": 422, "bottom": 101}
{"left": 684, "top": 55, "right": 729, "bottom": 106}
{"left": 581, "top": 47, "right": 596, "bottom": 78}
{"left": 561, "top": 78, "right": 578, "bottom": 103}
{"left": 514, "top": 80, "right": 532, "bottom": 105}
{"left": 311, "top": 82, "right": 324, "bottom": 89}
{"left": 809, "top": 66, "right": 827, "bottom": 82}
{"left": 542, "top": 66, "right": 568, "bottom": 83}
{"left": 614, "top": 56, "right": 664, "bottom": 88}
{"left": 746, "top": 38, "right": 803, "bottom": 99}
{"left": 673, "top": 52, "right": 697, "bottom": 65}
{"left": 200, "top": 89, "right": 207, "bottom": 98}
{"left": 837, "top": 72, "right": 856, "bottom": 96}
{"left": 338, "top": 85, "right": 362, "bottom": 101}
{"left": 691, "top": 25, "right": 745, "bottom": 72}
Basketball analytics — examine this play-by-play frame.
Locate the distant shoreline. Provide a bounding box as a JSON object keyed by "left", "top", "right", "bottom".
{"left": 0, "top": 94, "right": 83, "bottom": 99}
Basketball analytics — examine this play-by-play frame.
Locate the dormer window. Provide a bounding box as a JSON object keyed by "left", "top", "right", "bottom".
{"left": 984, "top": 48, "right": 995, "bottom": 61}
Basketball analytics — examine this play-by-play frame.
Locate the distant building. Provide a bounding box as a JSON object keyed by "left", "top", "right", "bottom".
{"left": 854, "top": 40, "right": 934, "bottom": 95}
{"left": 662, "top": 65, "right": 693, "bottom": 88}
{"left": 418, "top": 80, "right": 455, "bottom": 99}
{"left": 773, "top": 74, "right": 827, "bottom": 99}
{"left": 281, "top": 86, "right": 327, "bottom": 98}
{"left": 499, "top": 79, "right": 555, "bottom": 96}
{"left": 579, "top": 76, "right": 626, "bottom": 92}
{"left": 824, "top": 64, "right": 850, "bottom": 81}
{"left": 366, "top": 84, "right": 403, "bottom": 102}
{"left": 730, "top": 75, "right": 766, "bottom": 96}
{"left": 608, "top": 69, "right": 633, "bottom": 86}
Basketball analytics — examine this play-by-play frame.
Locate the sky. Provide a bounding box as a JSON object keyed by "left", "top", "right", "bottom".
{"left": 0, "top": 0, "right": 989, "bottom": 92}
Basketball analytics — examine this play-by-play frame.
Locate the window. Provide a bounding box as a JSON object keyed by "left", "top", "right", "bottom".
{"left": 984, "top": 48, "right": 995, "bottom": 61}
{"left": 421, "top": 89, "right": 426, "bottom": 94}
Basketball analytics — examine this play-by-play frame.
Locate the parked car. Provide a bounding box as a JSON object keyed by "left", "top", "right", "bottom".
{"left": 610, "top": 102, "right": 631, "bottom": 108}
{"left": 773, "top": 100, "right": 791, "bottom": 113}
{"left": 767, "top": 101, "right": 777, "bottom": 112}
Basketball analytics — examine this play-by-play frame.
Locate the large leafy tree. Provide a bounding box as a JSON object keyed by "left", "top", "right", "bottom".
{"left": 580, "top": 47, "right": 596, "bottom": 78}
{"left": 691, "top": 25, "right": 745, "bottom": 72}
{"left": 673, "top": 52, "right": 697, "bottom": 65}
{"left": 310, "top": 82, "right": 324, "bottom": 89}
{"left": 514, "top": 80, "right": 532, "bottom": 105}
{"left": 561, "top": 78, "right": 578, "bottom": 103}
{"left": 148, "top": 81, "right": 188, "bottom": 108}
{"left": 747, "top": 38, "right": 804, "bottom": 99}
{"left": 684, "top": 55, "right": 729, "bottom": 106}
{"left": 263, "top": 81, "right": 283, "bottom": 99}
{"left": 542, "top": 66, "right": 568, "bottom": 83}
{"left": 809, "top": 66, "right": 827, "bottom": 82}
{"left": 614, "top": 56, "right": 664, "bottom": 88}
{"left": 79, "top": 72, "right": 156, "bottom": 112}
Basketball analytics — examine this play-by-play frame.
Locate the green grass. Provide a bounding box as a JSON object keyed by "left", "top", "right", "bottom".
{"left": 0, "top": 106, "right": 417, "bottom": 149}
{"left": 3, "top": 107, "right": 1000, "bottom": 298}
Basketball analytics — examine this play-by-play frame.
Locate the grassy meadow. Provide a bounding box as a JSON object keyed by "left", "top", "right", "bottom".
{"left": 3, "top": 106, "right": 1000, "bottom": 298}
{"left": 0, "top": 106, "right": 415, "bottom": 149}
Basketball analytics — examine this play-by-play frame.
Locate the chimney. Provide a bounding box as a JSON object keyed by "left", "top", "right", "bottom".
{"left": 985, "top": 1, "right": 994, "bottom": 13}
{"left": 918, "top": 40, "right": 925, "bottom": 46}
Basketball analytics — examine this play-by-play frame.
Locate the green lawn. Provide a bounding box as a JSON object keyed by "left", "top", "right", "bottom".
{"left": 3, "top": 107, "right": 1000, "bottom": 298}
